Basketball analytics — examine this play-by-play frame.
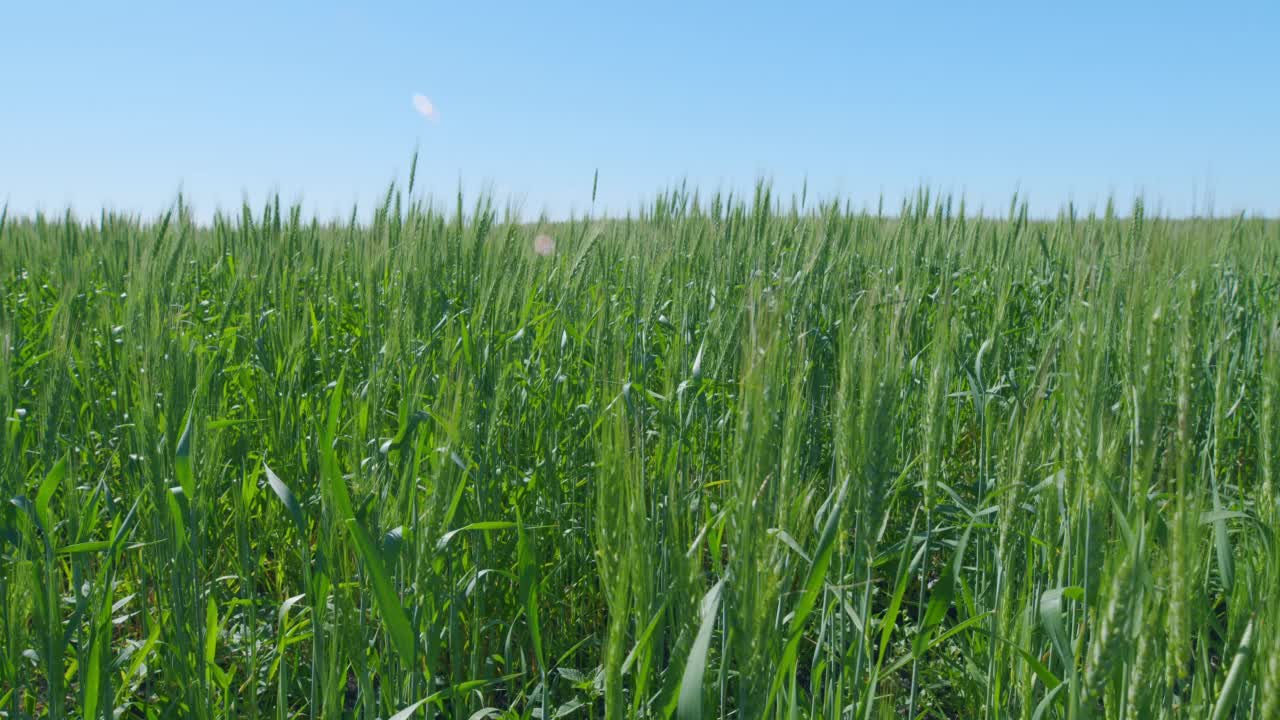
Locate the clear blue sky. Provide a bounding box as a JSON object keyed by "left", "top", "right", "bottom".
{"left": 3, "top": 1, "right": 1277, "bottom": 220}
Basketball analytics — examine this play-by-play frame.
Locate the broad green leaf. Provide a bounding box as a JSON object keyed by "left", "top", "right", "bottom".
{"left": 1039, "top": 586, "right": 1082, "bottom": 679}
{"left": 677, "top": 578, "right": 723, "bottom": 720}
{"left": 1208, "top": 468, "right": 1235, "bottom": 590}
{"left": 345, "top": 517, "right": 416, "bottom": 667}
{"left": 175, "top": 406, "right": 195, "bottom": 498}
{"left": 57, "top": 541, "right": 110, "bottom": 555}
{"left": 166, "top": 487, "right": 189, "bottom": 551}
{"left": 320, "top": 372, "right": 354, "bottom": 521}
{"left": 264, "top": 463, "right": 306, "bottom": 532}
{"left": 435, "top": 521, "right": 517, "bottom": 552}
{"left": 1199, "top": 509, "right": 1249, "bottom": 525}
{"left": 389, "top": 698, "right": 429, "bottom": 720}
{"left": 517, "top": 510, "right": 544, "bottom": 672}
{"left": 204, "top": 596, "right": 220, "bottom": 669}
{"left": 1210, "top": 618, "right": 1255, "bottom": 720}
{"left": 35, "top": 454, "right": 68, "bottom": 530}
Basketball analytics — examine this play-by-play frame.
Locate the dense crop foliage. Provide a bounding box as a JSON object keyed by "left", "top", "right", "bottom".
{"left": 1, "top": 182, "right": 1278, "bottom": 719}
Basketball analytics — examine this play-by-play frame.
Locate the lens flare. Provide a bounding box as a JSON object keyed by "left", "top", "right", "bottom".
{"left": 412, "top": 94, "right": 438, "bottom": 120}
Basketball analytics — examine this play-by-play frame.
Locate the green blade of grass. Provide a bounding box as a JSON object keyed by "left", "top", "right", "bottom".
{"left": 677, "top": 578, "right": 723, "bottom": 720}
{"left": 345, "top": 517, "right": 417, "bottom": 669}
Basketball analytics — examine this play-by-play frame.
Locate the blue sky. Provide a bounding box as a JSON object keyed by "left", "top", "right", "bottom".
{"left": 2, "top": 1, "right": 1277, "bottom": 220}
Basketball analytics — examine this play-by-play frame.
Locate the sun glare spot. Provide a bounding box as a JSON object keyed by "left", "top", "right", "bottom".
{"left": 412, "top": 94, "right": 439, "bottom": 121}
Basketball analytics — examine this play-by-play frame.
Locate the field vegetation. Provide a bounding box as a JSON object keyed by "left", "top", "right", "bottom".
{"left": 1, "top": 174, "right": 1278, "bottom": 718}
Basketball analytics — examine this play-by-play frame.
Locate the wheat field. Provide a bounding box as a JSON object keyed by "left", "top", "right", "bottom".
{"left": 1, "top": 178, "right": 1278, "bottom": 718}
